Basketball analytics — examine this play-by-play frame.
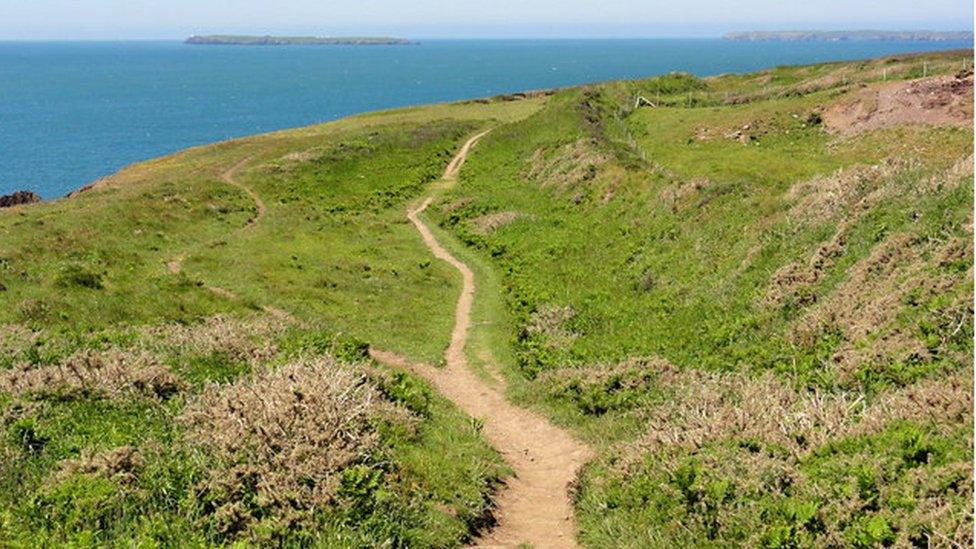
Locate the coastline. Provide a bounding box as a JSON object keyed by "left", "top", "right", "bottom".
{"left": 2, "top": 42, "right": 971, "bottom": 199}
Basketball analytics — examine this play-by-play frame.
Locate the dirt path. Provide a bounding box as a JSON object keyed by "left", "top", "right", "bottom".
{"left": 163, "top": 154, "right": 292, "bottom": 322}
{"left": 167, "top": 155, "right": 262, "bottom": 275}
{"left": 221, "top": 155, "right": 266, "bottom": 227}
{"left": 443, "top": 130, "right": 492, "bottom": 181}
{"left": 372, "top": 132, "right": 593, "bottom": 548}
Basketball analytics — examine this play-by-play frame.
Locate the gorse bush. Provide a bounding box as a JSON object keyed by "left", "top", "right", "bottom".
{"left": 0, "top": 314, "right": 508, "bottom": 546}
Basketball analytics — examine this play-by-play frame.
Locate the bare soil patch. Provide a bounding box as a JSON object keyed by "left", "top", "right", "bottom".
{"left": 823, "top": 73, "right": 974, "bottom": 136}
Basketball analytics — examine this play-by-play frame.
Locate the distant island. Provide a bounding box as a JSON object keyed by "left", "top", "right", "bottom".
{"left": 723, "top": 30, "right": 973, "bottom": 42}
{"left": 185, "top": 35, "right": 417, "bottom": 46}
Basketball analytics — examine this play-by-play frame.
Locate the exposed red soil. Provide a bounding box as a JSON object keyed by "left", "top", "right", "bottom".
{"left": 823, "top": 73, "right": 974, "bottom": 135}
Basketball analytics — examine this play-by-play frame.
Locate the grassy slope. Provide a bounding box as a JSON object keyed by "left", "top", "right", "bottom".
{"left": 430, "top": 51, "right": 973, "bottom": 546}
{"left": 0, "top": 97, "right": 546, "bottom": 546}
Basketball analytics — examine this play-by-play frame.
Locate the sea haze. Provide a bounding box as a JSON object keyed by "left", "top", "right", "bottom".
{"left": 0, "top": 39, "right": 970, "bottom": 197}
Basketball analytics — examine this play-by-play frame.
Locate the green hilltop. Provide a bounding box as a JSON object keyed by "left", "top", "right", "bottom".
{"left": 0, "top": 50, "right": 972, "bottom": 546}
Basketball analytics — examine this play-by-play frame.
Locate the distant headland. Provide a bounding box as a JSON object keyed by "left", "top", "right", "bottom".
{"left": 723, "top": 30, "right": 974, "bottom": 42}
{"left": 185, "top": 35, "right": 417, "bottom": 46}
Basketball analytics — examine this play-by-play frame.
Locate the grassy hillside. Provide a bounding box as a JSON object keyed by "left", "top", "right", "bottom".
{"left": 430, "top": 50, "right": 973, "bottom": 546}
{"left": 1, "top": 50, "right": 972, "bottom": 547}
{"left": 0, "top": 98, "right": 545, "bottom": 546}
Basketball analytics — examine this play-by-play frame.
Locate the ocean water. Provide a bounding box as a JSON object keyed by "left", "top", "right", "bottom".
{"left": 0, "top": 39, "right": 970, "bottom": 197}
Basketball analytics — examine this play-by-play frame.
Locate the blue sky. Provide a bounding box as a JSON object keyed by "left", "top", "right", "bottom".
{"left": 1, "top": 0, "right": 972, "bottom": 39}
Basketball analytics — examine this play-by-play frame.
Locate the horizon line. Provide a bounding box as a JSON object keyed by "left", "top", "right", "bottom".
{"left": 1, "top": 30, "right": 974, "bottom": 43}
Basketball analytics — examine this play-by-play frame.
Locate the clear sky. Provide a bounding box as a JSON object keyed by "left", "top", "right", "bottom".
{"left": 1, "top": 0, "right": 972, "bottom": 40}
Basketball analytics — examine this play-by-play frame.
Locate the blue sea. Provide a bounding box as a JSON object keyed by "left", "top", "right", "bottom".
{"left": 0, "top": 39, "right": 970, "bottom": 197}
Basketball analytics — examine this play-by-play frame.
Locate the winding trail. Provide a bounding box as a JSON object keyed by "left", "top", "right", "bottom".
{"left": 167, "top": 155, "right": 262, "bottom": 274}
{"left": 162, "top": 155, "right": 292, "bottom": 320}
{"left": 442, "top": 130, "right": 491, "bottom": 180}
{"left": 372, "top": 132, "right": 593, "bottom": 548}
{"left": 221, "top": 155, "right": 266, "bottom": 227}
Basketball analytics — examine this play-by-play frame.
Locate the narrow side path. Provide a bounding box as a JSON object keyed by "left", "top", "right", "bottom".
{"left": 372, "top": 132, "right": 593, "bottom": 548}
{"left": 221, "top": 155, "right": 266, "bottom": 227}
{"left": 162, "top": 155, "right": 291, "bottom": 321}
{"left": 167, "top": 155, "right": 261, "bottom": 274}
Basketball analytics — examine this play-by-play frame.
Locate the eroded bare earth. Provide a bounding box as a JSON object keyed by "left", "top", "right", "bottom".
{"left": 824, "top": 72, "right": 974, "bottom": 135}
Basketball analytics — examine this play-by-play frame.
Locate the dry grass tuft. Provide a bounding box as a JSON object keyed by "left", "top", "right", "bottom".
{"left": 635, "top": 370, "right": 863, "bottom": 459}
{"left": 526, "top": 139, "right": 611, "bottom": 191}
{"left": 789, "top": 231, "right": 956, "bottom": 377}
{"left": 538, "top": 356, "right": 675, "bottom": 414}
{"left": 892, "top": 462, "right": 974, "bottom": 547}
{"left": 526, "top": 304, "right": 578, "bottom": 351}
{"left": 439, "top": 197, "right": 474, "bottom": 215}
{"left": 539, "top": 355, "right": 676, "bottom": 387}
{"left": 845, "top": 368, "right": 973, "bottom": 439}
{"left": 259, "top": 148, "right": 327, "bottom": 173}
{"left": 279, "top": 149, "right": 324, "bottom": 164}
{"left": 0, "top": 324, "right": 39, "bottom": 361}
{"left": 469, "top": 211, "right": 524, "bottom": 235}
{"left": 630, "top": 365, "right": 971, "bottom": 462}
{"left": 937, "top": 236, "right": 971, "bottom": 267}
{"left": 143, "top": 315, "right": 287, "bottom": 365}
{"left": 785, "top": 160, "right": 909, "bottom": 226}
{"left": 646, "top": 433, "right": 973, "bottom": 548}
{"left": 795, "top": 231, "right": 918, "bottom": 322}
{"left": 773, "top": 152, "right": 972, "bottom": 375}
{"left": 0, "top": 348, "right": 186, "bottom": 399}
{"left": 925, "top": 153, "right": 975, "bottom": 193}
{"left": 612, "top": 356, "right": 973, "bottom": 547}
{"left": 56, "top": 446, "right": 145, "bottom": 486}
{"left": 658, "top": 177, "right": 712, "bottom": 213}
{"left": 766, "top": 228, "right": 846, "bottom": 307}
{"left": 180, "top": 357, "right": 411, "bottom": 538}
